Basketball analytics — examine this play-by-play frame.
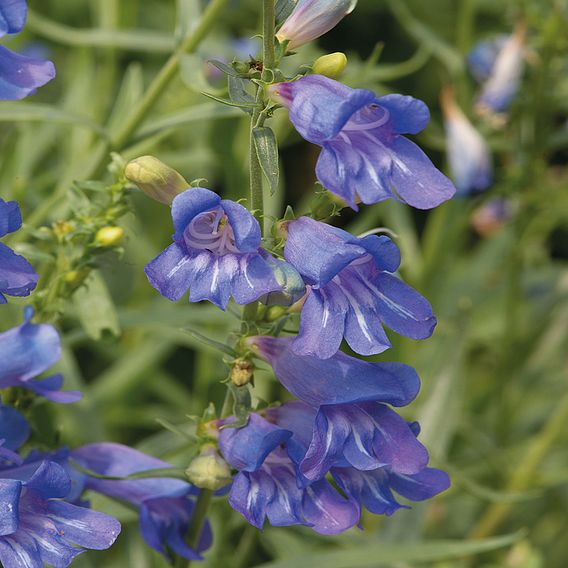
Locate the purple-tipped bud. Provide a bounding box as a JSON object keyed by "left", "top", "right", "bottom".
{"left": 277, "top": 0, "right": 357, "bottom": 50}
{"left": 441, "top": 87, "right": 492, "bottom": 196}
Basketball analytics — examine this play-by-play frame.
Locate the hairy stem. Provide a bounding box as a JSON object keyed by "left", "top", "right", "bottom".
{"left": 262, "top": 0, "right": 276, "bottom": 75}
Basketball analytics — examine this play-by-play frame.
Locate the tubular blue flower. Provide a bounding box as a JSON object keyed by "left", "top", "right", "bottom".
{"left": 276, "top": 0, "right": 357, "bottom": 50}
{"left": 271, "top": 75, "right": 455, "bottom": 210}
{"left": 0, "top": 404, "right": 29, "bottom": 466}
{"left": 475, "top": 24, "right": 525, "bottom": 115}
{"left": 467, "top": 35, "right": 508, "bottom": 84}
{"left": 0, "top": 198, "right": 39, "bottom": 303}
{"left": 441, "top": 88, "right": 492, "bottom": 195}
{"left": 299, "top": 402, "right": 429, "bottom": 481}
{"left": 0, "top": 308, "right": 81, "bottom": 403}
{"left": 145, "top": 188, "right": 280, "bottom": 310}
{"left": 0, "top": 0, "right": 55, "bottom": 100}
{"left": 71, "top": 443, "right": 212, "bottom": 562}
{"left": 332, "top": 465, "right": 450, "bottom": 516}
{"left": 218, "top": 414, "right": 360, "bottom": 534}
{"left": 283, "top": 217, "right": 436, "bottom": 359}
{"left": 0, "top": 459, "right": 120, "bottom": 568}
{"left": 248, "top": 335, "right": 420, "bottom": 408}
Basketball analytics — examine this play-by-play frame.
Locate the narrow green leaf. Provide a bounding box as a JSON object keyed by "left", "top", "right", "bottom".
{"left": 201, "top": 91, "right": 260, "bottom": 110}
{"left": 182, "top": 327, "right": 236, "bottom": 356}
{"left": 176, "top": 0, "right": 201, "bottom": 42}
{"left": 253, "top": 126, "right": 279, "bottom": 195}
{"left": 0, "top": 102, "right": 107, "bottom": 137}
{"left": 225, "top": 384, "right": 252, "bottom": 428}
{"left": 73, "top": 270, "right": 121, "bottom": 340}
{"left": 208, "top": 59, "right": 242, "bottom": 77}
{"left": 256, "top": 532, "right": 525, "bottom": 568}
{"left": 228, "top": 75, "right": 257, "bottom": 114}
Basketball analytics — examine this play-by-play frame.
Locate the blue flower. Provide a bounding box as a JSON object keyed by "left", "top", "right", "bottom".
{"left": 0, "top": 406, "right": 120, "bottom": 567}
{"left": 473, "top": 25, "right": 526, "bottom": 115}
{"left": 332, "top": 465, "right": 450, "bottom": 516}
{"left": 271, "top": 76, "right": 455, "bottom": 210}
{"left": 269, "top": 402, "right": 450, "bottom": 516}
{"left": 0, "top": 199, "right": 39, "bottom": 303}
{"left": 276, "top": 0, "right": 357, "bottom": 50}
{"left": 0, "top": 0, "right": 55, "bottom": 100}
{"left": 283, "top": 217, "right": 436, "bottom": 359}
{"left": 467, "top": 35, "right": 509, "bottom": 84}
{"left": 145, "top": 188, "right": 280, "bottom": 310}
{"left": 441, "top": 88, "right": 492, "bottom": 195}
{"left": 247, "top": 335, "right": 420, "bottom": 408}
{"left": 70, "top": 443, "right": 212, "bottom": 562}
{"left": 0, "top": 308, "right": 81, "bottom": 403}
{"left": 218, "top": 413, "right": 360, "bottom": 534}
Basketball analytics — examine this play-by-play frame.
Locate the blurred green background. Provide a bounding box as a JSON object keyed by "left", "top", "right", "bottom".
{"left": 1, "top": 0, "right": 568, "bottom": 566}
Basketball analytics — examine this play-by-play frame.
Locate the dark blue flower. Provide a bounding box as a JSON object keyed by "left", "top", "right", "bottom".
{"left": 71, "top": 443, "right": 212, "bottom": 562}
{"left": 248, "top": 335, "right": 420, "bottom": 408}
{"left": 0, "top": 0, "right": 55, "bottom": 100}
{"left": 0, "top": 308, "right": 81, "bottom": 403}
{"left": 332, "top": 465, "right": 450, "bottom": 516}
{"left": 0, "top": 459, "right": 119, "bottom": 567}
{"left": 0, "top": 199, "right": 39, "bottom": 303}
{"left": 271, "top": 75, "right": 455, "bottom": 210}
{"left": 268, "top": 402, "right": 449, "bottom": 516}
{"left": 145, "top": 188, "right": 280, "bottom": 310}
{"left": 467, "top": 35, "right": 508, "bottom": 84}
{"left": 283, "top": 217, "right": 436, "bottom": 359}
{"left": 218, "top": 414, "right": 360, "bottom": 534}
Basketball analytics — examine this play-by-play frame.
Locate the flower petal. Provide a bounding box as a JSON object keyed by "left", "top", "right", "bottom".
{"left": 0, "top": 242, "right": 39, "bottom": 299}
{"left": 0, "top": 199, "right": 22, "bottom": 238}
{"left": 375, "top": 94, "right": 430, "bottom": 135}
{"left": 0, "top": 0, "right": 27, "bottom": 36}
{"left": 221, "top": 199, "right": 261, "bottom": 252}
{"left": 171, "top": 188, "right": 220, "bottom": 240}
{"left": 0, "top": 46, "right": 55, "bottom": 101}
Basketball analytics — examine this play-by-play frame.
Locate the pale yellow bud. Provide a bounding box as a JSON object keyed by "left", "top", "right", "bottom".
{"left": 95, "top": 226, "right": 124, "bottom": 247}
{"left": 313, "top": 52, "right": 348, "bottom": 79}
{"left": 125, "top": 156, "right": 189, "bottom": 205}
{"left": 185, "top": 447, "right": 232, "bottom": 491}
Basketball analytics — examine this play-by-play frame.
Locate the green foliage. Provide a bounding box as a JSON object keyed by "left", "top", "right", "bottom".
{"left": 2, "top": 0, "right": 568, "bottom": 566}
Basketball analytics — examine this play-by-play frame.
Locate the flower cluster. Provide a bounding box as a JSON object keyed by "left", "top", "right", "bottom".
{"left": 137, "top": 3, "right": 456, "bottom": 540}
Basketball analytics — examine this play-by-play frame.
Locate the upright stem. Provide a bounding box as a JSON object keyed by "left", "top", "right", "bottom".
{"left": 262, "top": 0, "right": 276, "bottom": 74}
{"left": 176, "top": 490, "right": 214, "bottom": 568}
{"left": 249, "top": 102, "right": 265, "bottom": 232}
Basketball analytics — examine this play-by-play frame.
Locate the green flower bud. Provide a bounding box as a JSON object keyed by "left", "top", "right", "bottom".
{"left": 95, "top": 226, "right": 124, "bottom": 247}
{"left": 313, "top": 52, "right": 348, "bottom": 78}
{"left": 185, "top": 446, "right": 232, "bottom": 491}
{"left": 259, "top": 256, "right": 306, "bottom": 307}
{"left": 125, "top": 156, "right": 189, "bottom": 205}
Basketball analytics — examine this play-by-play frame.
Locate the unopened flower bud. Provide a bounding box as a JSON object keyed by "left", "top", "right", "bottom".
{"left": 313, "top": 52, "right": 347, "bottom": 78}
{"left": 230, "top": 358, "right": 254, "bottom": 387}
{"left": 277, "top": 0, "right": 357, "bottom": 50}
{"left": 185, "top": 446, "right": 232, "bottom": 491}
{"left": 95, "top": 226, "right": 124, "bottom": 247}
{"left": 259, "top": 254, "right": 306, "bottom": 307}
{"left": 64, "top": 268, "right": 90, "bottom": 289}
{"left": 125, "top": 156, "right": 189, "bottom": 205}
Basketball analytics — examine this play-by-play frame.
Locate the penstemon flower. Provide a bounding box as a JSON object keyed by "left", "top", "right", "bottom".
{"left": 441, "top": 88, "right": 492, "bottom": 195}
{"left": 0, "top": 0, "right": 55, "bottom": 100}
{"left": 473, "top": 24, "right": 526, "bottom": 115}
{"left": 0, "top": 198, "right": 39, "bottom": 303}
{"left": 69, "top": 443, "right": 213, "bottom": 562}
{"left": 145, "top": 188, "right": 281, "bottom": 309}
{"left": 271, "top": 75, "right": 456, "bottom": 210}
{"left": 218, "top": 413, "right": 360, "bottom": 534}
{"left": 276, "top": 0, "right": 357, "bottom": 50}
{"left": 283, "top": 217, "right": 436, "bottom": 359}
{"left": 0, "top": 405, "right": 120, "bottom": 568}
{"left": 0, "top": 308, "right": 81, "bottom": 402}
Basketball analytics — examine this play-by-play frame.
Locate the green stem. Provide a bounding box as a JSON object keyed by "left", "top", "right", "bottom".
{"left": 110, "top": 0, "right": 230, "bottom": 152}
{"left": 470, "top": 391, "right": 568, "bottom": 539}
{"left": 262, "top": 0, "right": 276, "bottom": 75}
{"left": 183, "top": 490, "right": 214, "bottom": 568}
